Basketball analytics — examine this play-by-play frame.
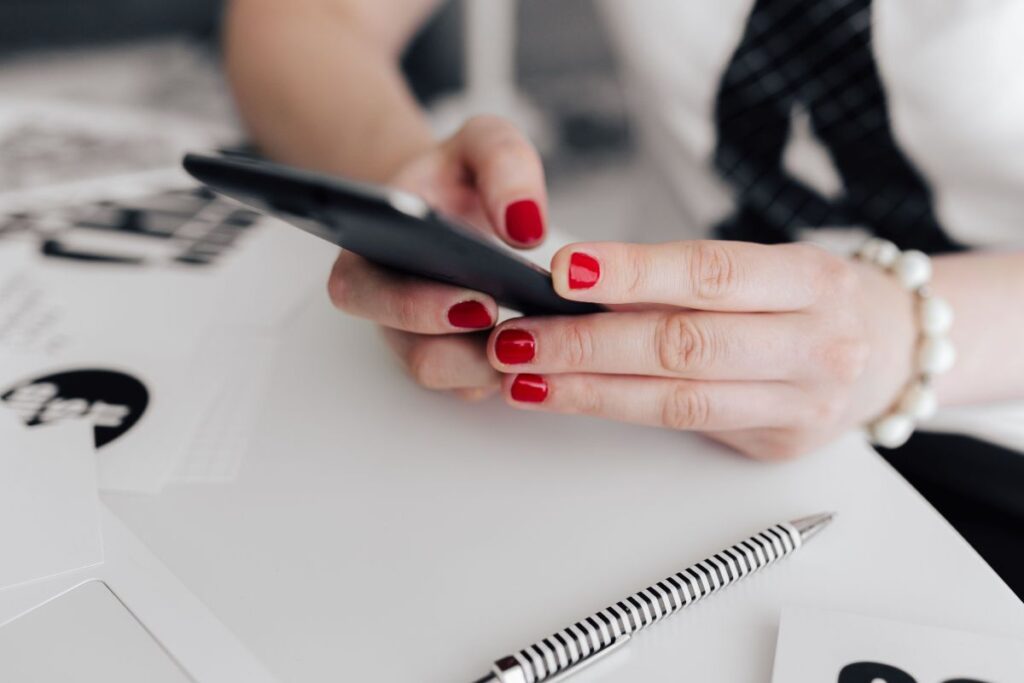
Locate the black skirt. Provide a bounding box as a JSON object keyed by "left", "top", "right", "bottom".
{"left": 876, "top": 432, "right": 1024, "bottom": 601}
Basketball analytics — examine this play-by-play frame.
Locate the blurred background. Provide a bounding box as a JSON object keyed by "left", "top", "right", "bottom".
{"left": 0, "top": 0, "right": 680, "bottom": 241}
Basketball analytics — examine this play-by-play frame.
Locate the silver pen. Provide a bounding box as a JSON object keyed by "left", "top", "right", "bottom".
{"left": 472, "top": 512, "right": 834, "bottom": 683}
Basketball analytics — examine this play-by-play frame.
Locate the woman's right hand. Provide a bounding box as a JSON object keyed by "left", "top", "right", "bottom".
{"left": 326, "top": 115, "right": 548, "bottom": 400}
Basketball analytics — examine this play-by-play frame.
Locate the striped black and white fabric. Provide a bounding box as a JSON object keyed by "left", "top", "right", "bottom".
{"left": 711, "top": 0, "right": 961, "bottom": 254}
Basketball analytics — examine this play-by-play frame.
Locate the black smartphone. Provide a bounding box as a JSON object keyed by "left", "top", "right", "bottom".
{"left": 182, "top": 153, "right": 600, "bottom": 316}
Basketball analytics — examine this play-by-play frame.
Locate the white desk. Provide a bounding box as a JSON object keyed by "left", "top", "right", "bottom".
{"left": 105, "top": 295, "right": 1024, "bottom": 682}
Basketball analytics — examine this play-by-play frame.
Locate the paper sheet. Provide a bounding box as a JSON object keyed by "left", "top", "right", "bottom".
{"left": 0, "top": 580, "right": 192, "bottom": 682}
{"left": 0, "top": 504, "right": 277, "bottom": 683}
{"left": 0, "top": 98, "right": 335, "bottom": 491}
{"left": 771, "top": 606, "right": 1024, "bottom": 682}
{"left": 170, "top": 328, "right": 280, "bottom": 484}
{"left": 0, "top": 419, "right": 102, "bottom": 591}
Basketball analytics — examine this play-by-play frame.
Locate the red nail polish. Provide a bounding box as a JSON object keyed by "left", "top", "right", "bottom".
{"left": 505, "top": 199, "right": 543, "bottom": 245}
{"left": 569, "top": 252, "right": 600, "bottom": 289}
{"left": 511, "top": 374, "right": 548, "bottom": 402}
{"left": 447, "top": 300, "right": 492, "bottom": 329}
{"left": 495, "top": 329, "right": 535, "bottom": 364}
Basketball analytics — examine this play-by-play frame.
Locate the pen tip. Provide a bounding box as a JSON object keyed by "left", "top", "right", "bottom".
{"left": 789, "top": 512, "right": 835, "bottom": 542}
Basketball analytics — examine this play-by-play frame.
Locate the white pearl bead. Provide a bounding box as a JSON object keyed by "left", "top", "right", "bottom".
{"left": 870, "top": 413, "right": 915, "bottom": 448}
{"left": 918, "top": 336, "right": 956, "bottom": 375}
{"left": 858, "top": 238, "right": 898, "bottom": 267}
{"left": 894, "top": 250, "right": 932, "bottom": 290}
{"left": 875, "top": 240, "right": 900, "bottom": 268}
{"left": 898, "top": 383, "right": 938, "bottom": 421}
{"left": 919, "top": 296, "right": 954, "bottom": 336}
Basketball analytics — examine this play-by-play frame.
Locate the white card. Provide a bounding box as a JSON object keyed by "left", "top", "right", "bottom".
{"left": 0, "top": 348, "right": 219, "bottom": 494}
{"left": 771, "top": 607, "right": 1024, "bottom": 683}
{"left": 171, "top": 328, "right": 280, "bottom": 483}
{"left": 0, "top": 419, "right": 102, "bottom": 591}
{"left": 0, "top": 580, "right": 191, "bottom": 682}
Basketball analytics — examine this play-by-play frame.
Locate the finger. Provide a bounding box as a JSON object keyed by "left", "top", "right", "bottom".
{"left": 489, "top": 311, "right": 839, "bottom": 381}
{"left": 381, "top": 328, "right": 500, "bottom": 391}
{"left": 502, "top": 373, "right": 810, "bottom": 431}
{"left": 454, "top": 386, "right": 500, "bottom": 402}
{"left": 450, "top": 115, "right": 548, "bottom": 247}
{"left": 550, "top": 240, "right": 845, "bottom": 311}
{"left": 328, "top": 250, "right": 497, "bottom": 334}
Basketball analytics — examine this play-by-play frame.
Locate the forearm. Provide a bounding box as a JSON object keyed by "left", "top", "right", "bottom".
{"left": 930, "top": 250, "right": 1024, "bottom": 406}
{"left": 224, "top": 0, "right": 436, "bottom": 181}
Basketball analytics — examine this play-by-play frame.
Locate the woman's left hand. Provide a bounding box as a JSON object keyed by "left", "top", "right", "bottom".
{"left": 488, "top": 240, "right": 918, "bottom": 459}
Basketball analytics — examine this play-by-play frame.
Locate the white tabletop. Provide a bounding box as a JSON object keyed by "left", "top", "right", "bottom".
{"left": 103, "top": 293, "right": 1024, "bottom": 683}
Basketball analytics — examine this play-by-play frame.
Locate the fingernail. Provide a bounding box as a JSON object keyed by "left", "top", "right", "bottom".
{"left": 511, "top": 374, "right": 548, "bottom": 402}
{"left": 447, "top": 300, "right": 492, "bottom": 329}
{"left": 505, "top": 199, "right": 543, "bottom": 245}
{"left": 495, "top": 329, "right": 535, "bottom": 364}
{"left": 569, "top": 252, "right": 600, "bottom": 289}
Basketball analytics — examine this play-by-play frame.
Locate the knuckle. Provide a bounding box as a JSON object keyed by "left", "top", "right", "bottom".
{"left": 816, "top": 252, "right": 858, "bottom": 299}
{"left": 624, "top": 249, "right": 652, "bottom": 299}
{"left": 406, "top": 340, "right": 443, "bottom": 388}
{"left": 391, "top": 294, "right": 422, "bottom": 331}
{"left": 818, "top": 336, "right": 870, "bottom": 383}
{"left": 655, "top": 314, "right": 716, "bottom": 374}
{"left": 688, "top": 241, "right": 740, "bottom": 302}
{"left": 569, "top": 380, "right": 604, "bottom": 416}
{"left": 489, "top": 134, "right": 531, "bottom": 160}
{"left": 403, "top": 337, "right": 448, "bottom": 387}
{"left": 561, "top": 322, "right": 595, "bottom": 369}
{"left": 661, "top": 385, "right": 711, "bottom": 431}
{"left": 817, "top": 392, "right": 848, "bottom": 424}
{"left": 796, "top": 392, "right": 847, "bottom": 428}
{"left": 481, "top": 138, "right": 539, "bottom": 178}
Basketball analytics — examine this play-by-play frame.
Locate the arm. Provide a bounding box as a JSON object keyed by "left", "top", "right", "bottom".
{"left": 932, "top": 250, "right": 1024, "bottom": 406}
{"left": 224, "top": 0, "right": 440, "bottom": 181}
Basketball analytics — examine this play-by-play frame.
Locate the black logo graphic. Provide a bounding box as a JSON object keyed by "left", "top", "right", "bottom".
{"left": 0, "top": 188, "right": 258, "bottom": 267}
{"left": 840, "top": 661, "right": 989, "bottom": 683}
{"left": 1, "top": 369, "right": 148, "bottom": 447}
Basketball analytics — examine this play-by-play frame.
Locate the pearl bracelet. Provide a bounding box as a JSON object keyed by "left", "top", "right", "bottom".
{"left": 855, "top": 238, "right": 955, "bottom": 449}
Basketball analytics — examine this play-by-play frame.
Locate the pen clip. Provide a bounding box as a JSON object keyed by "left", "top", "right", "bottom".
{"left": 544, "top": 633, "right": 632, "bottom": 683}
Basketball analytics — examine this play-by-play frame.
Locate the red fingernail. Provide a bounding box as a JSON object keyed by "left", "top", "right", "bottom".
{"left": 511, "top": 374, "right": 548, "bottom": 402}
{"left": 569, "top": 252, "right": 600, "bottom": 289}
{"left": 447, "top": 300, "right": 492, "bottom": 329}
{"left": 495, "top": 329, "right": 535, "bottom": 364}
{"left": 505, "top": 199, "right": 543, "bottom": 245}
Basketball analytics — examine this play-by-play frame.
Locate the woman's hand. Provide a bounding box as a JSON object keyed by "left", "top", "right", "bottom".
{"left": 487, "top": 240, "right": 919, "bottom": 459}
{"left": 327, "top": 115, "right": 547, "bottom": 400}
